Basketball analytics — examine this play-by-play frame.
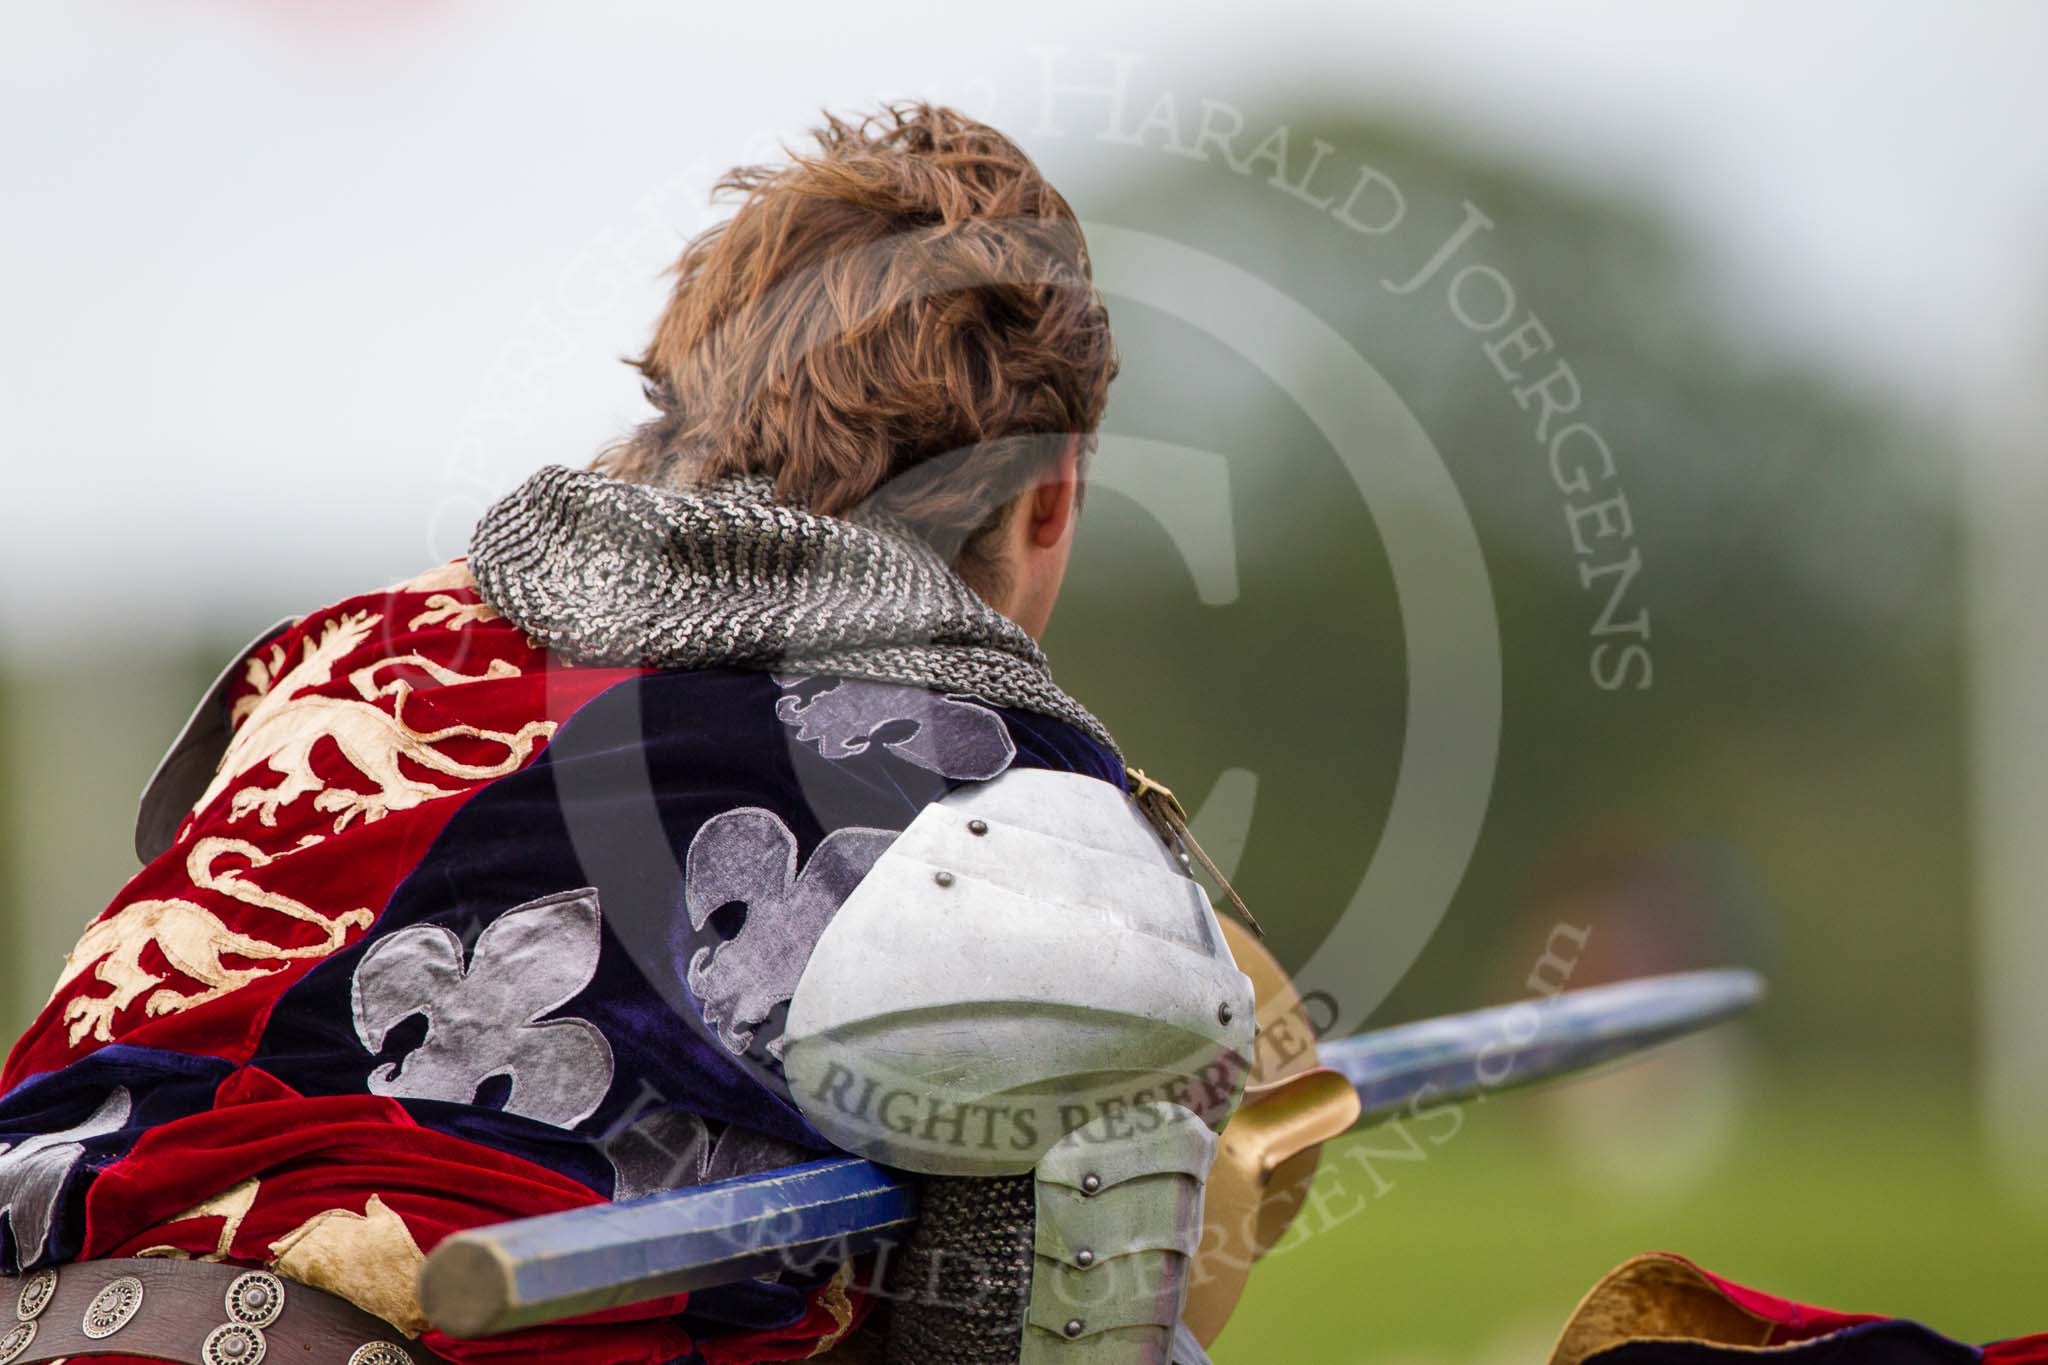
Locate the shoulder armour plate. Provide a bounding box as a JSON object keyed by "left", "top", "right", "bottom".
{"left": 783, "top": 768, "right": 1257, "bottom": 1176}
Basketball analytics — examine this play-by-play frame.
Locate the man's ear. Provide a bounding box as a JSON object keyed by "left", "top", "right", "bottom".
{"left": 1028, "top": 436, "right": 1083, "bottom": 549}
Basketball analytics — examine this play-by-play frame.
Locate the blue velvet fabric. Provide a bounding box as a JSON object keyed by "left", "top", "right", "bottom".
{"left": 0, "top": 1044, "right": 234, "bottom": 1269}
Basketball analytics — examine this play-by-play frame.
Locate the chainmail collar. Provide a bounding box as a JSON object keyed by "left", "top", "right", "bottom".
{"left": 467, "top": 465, "right": 1118, "bottom": 755}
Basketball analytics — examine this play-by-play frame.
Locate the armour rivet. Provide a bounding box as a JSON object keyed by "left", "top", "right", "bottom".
{"left": 934, "top": 870, "right": 955, "bottom": 888}
{"left": 1080, "top": 1173, "right": 1101, "bottom": 1195}
{"left": 1075, "top": 1248, "right": 1095, "bottom": 1267}
{"left": 967, "top": 819, "right": 988, "bottom": 836}
{"left": 1064, "top": 1318, "right": 1085, "bottom": 1338}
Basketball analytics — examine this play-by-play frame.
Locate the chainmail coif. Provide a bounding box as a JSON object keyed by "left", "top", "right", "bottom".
{"left": 466, "top": 464, "right": 1118, "bottom": 755}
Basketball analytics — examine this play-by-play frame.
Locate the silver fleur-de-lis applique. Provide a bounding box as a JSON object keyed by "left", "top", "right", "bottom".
{"left": 0, "top": 1087, "right": 130, "bottom": 1269}
{"left": 684, "top": 808, "right": 894, "bottom": 1060}
{"left": 351, "top": 888, "right": 614, "bottom": 1129}
{"left": 774, "top": 678, "right": 1016, "bottom": 781}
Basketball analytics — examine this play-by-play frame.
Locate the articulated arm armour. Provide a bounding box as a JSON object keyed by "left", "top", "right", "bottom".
{"left": 1023, "top": 1103, "right": 1218, "bottom": 1363}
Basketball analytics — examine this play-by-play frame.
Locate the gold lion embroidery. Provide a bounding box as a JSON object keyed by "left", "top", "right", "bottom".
{"left": 267, "top": 1193, "right": 430, "bottom": 1337}
{"left": 134, "top": 1177, "right": 260, "bottom": 1261}
{"left": 193, "top": 609, "right": 555, "bottom": 832}
{"left": 409, "top": 593, "right": 499, "bottom": 632}
{"left": 54, "top": 838, "right": 375, "bottom": 1045}
{"left": 394, "top": 563, "right": 502, "bottom": 632}
{"left": 233, "top": 638, "right": 294, "bottom": 729}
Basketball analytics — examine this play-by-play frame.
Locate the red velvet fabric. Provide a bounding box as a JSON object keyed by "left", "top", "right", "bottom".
{"left": 1680, "top": 1254, "right": 1890, "bottom": 1344}
{"left": 1581, "top": 1253, "right": 2048, "bottom": 1361}
{"left": 1690, "top": 1255, "right": 2048, "bottom": 1359}
{"left": 86, "top": 1067, "right": 695, "bottom": 1363}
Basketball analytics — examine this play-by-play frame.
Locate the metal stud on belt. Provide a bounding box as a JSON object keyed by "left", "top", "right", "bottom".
{"left": 0, "top": 1267, "right": 57, "bottom": 1365}
{"left": 14, "top": 1270, "right": 55, "bottom": 1324}
{"left": 81, "top": 1274, "right": 143, "bottom": 1339}
{"left": 196, "top": 1268, "right": 286, "bottom": 1365}
{"left": 203, "top": 1321, "right": 267, "bottom": 1365}
{"left": 0, "top": 1265, "right": 419, "bottom": 1365}
{"left": 225, "top": 1270, "right": 286, "bottom": 1329}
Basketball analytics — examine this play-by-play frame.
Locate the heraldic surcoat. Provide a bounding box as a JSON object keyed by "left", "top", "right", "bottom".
{"left": 0, "top": 559, "right": 1128, "bottom": 1364}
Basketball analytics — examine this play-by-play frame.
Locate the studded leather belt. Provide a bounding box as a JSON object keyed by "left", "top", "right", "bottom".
{"left": 0, "top": 1259, "right": 450, "bottom": 1365}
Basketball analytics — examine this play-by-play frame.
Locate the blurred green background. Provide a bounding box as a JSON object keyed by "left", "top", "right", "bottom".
{"left": 4, "top": 39, "right": 2045, "bottom": 1363}
{"left": 1040, "top": 112, "right": 2038, "bottom": 1358}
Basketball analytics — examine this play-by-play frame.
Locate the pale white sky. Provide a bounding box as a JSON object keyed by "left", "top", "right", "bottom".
{"left": 2, "top": 0, "right": 2043, "bottom": 650}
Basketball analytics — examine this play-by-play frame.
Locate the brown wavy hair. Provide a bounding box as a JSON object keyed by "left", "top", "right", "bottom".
{"left": 594, "top": 101, "right": 1119, "bottom": 598}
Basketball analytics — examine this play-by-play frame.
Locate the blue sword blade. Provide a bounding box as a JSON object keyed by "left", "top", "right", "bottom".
{"left": 418, "top": 1155, "right": 914, "bottom": 1337}
{"left": 420, "top": 968, "right": 1763, "bottom": 1338}
{"left": 1319, "top": 967, "right": 1765, "bottom": 1128}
